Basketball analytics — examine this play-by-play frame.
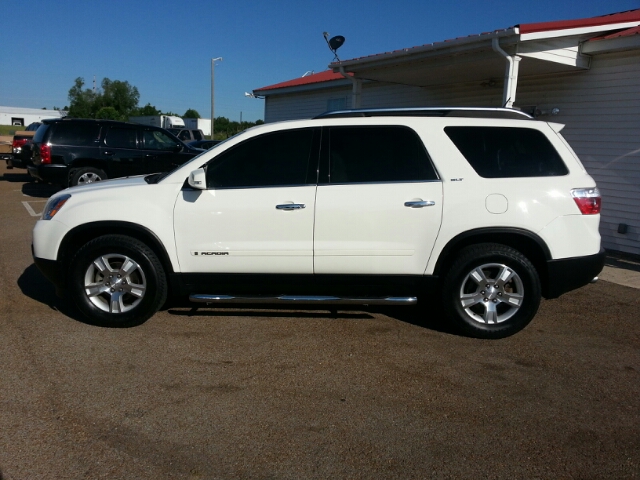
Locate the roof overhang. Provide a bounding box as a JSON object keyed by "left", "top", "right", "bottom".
{"left": 327, "top": 11, "right": 640, "bottom": 89}
{"left": 582, "top": 26, "right": 640, "bottom": 54}
{"left": 253, "top": 9, "right": 640, "bottom": 96}
{"left": 328, "top": 29, "right": 596, "bottom": 89}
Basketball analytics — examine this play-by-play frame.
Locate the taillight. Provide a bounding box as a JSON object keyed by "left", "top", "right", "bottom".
{"left": 40, "top": 144, "right": 52, "bottom": 164}
{"left": 571, "top": 187, "right": 601, "bottom": 215}
{"left": 12, "top": 138, "right": 28, "bottom": 149}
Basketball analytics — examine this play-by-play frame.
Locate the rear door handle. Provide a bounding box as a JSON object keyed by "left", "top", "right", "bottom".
{"left": 404, "top": 200, "right": 436, "bottom": 208}
{"left": 276, "top": 203, "right": 306, "bottom": 210}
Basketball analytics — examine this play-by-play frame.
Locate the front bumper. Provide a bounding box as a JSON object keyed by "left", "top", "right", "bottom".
{"left": 544, "top": 248, "right": 606, "bottom": 299}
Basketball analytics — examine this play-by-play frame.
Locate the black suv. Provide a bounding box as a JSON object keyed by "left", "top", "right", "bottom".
{"left": 28, "top": 119, "right": 203, "bottom": 187}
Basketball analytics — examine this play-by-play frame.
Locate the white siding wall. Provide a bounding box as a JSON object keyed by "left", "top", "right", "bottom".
{"left": 515, "top": 51, "right": 640, "bottom": 256}
{"left": 263, "top": 50, "right": 640, "bottom": 255}
{"left": 263, "top": 86, "right": 352, "bottom": 123}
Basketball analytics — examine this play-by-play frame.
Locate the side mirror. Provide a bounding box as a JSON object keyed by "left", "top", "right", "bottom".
{"left": 187, "top": 168, "right": 207, "bottom": 190}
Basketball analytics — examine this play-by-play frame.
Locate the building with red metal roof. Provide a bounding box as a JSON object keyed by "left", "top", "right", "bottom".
{"left": 253, "top": 9, "right": 640, "bottom": 257}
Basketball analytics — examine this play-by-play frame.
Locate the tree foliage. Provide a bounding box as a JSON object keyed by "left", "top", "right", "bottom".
{"left": 183, "top": 109, "right": 200, "bottom": 118}
{"left": 67, "top": 78, "right": 98, "bottom": 118}
{"left": 212, "top": 117, "right": 264, "bottom": 140}
{"left": 133, "top": 103, "right": 162, "bottom": 116}
{"left": 95, "top": 107, "right": 120, "bottom": 120}
{"left": 67, "top": 77, "right": 140, "bottom": 121}
{"left": 66, "top": 77, "right": 265, "bottom": 131}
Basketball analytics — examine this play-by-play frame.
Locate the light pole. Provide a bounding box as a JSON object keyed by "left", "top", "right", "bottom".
{"left": 211, "top": 57, "right": 222, "bottom": 139}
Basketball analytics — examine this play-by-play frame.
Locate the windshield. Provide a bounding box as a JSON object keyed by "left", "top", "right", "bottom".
{"left": 144, "top": 138, "right": 225, "bottom": 184}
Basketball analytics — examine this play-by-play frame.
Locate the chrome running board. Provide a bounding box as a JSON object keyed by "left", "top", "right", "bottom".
{"left": 189, "top": 294, "right": 417, "bottom": 306}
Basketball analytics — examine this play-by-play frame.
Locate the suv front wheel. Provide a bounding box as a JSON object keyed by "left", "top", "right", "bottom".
{"left": 69, "top": 235, "right": 167, "bottom": 327}
{"left": 442, "top": 243, "right": 541, "bottom": 339}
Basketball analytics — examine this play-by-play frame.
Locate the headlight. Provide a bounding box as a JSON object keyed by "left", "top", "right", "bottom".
{"left": 42, "top": 194, "right": 71, "bottom": 220}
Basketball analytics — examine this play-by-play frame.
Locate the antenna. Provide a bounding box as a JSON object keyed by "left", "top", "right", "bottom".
{"left": 323, "top": 32, "right": 345, "bottom": 62}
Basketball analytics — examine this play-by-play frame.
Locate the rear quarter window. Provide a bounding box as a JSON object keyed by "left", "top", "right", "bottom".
{"left": 51, "top": 123, "right": 101, "bottom": 147}
{"left": 444, "top": 127, "right": 569, "bottom": 178}
{"left": 32, "top": 124, "right": 50, "bottom": 143}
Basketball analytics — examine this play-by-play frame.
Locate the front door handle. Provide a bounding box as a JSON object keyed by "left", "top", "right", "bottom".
{"left": 276, "top": 203, "right": 306, "bottom": 210}
{"left": 404, "top": 200, "right": 436, "bottom": 208}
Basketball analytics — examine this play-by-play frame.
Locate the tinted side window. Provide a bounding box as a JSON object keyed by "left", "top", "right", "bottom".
{"left": 105, "top": 127, "right": 138, "bottom": 149}
{"left": 51, "top": 123, "right": 101, "bottom": 147}
{"left": 445, "top": 127, "right": 569, "bottom": 178}
{"left": 206, "top": 129, "right": 315, "bottom": 189}
{"left": 193, "top": 130, "right": 203, "bottom": 141}
{"left": 143, "top": 129, "right": 179, "bottom": 150}
{"left": 328, "top": 126, "right": 437, "bottom": 183}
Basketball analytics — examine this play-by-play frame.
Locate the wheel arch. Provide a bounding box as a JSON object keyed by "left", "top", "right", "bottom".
{"left": 59, "top": 221, "right": 175, "bottom": 279}
{"left": 433, "top": 228, "right": 552, "bottom": 296}
{"left": 68, "top": 161, "right": 109, "bottom": 184}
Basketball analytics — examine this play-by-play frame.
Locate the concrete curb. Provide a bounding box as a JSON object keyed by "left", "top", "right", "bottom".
{"left": 599, "top": 254, "right": 640, "bottom": 289}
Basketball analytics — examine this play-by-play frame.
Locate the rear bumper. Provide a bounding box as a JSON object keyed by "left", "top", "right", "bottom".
{"left": 28, "top": 164, "right": 69, "bottom": 185}
{"left": 544, "top": 248, "right": 606, "bottom": 299}
{"left": 7, "top": 156, "right": 28, "bottom": 169}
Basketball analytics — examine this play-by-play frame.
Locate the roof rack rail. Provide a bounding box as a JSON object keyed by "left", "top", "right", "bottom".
{"left": 313, "top": 107, "right": 533, "bottom": 120}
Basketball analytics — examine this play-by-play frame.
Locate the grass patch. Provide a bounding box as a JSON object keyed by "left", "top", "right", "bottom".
{"left": 0, "top": 125, "right": 24, "bottom": 136}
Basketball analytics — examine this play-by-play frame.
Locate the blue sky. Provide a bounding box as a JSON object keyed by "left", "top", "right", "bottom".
{"left": 1, "top": 0, "right": 638, "bottom": 122}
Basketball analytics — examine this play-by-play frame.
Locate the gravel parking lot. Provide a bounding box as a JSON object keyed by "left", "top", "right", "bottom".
{"left": 1, "top": 164, "right": 639, "bottom": 479}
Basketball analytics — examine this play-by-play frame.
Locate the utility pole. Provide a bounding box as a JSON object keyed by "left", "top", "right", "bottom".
{"left": 211, "top": 57, "right": 222, "bottom": 139}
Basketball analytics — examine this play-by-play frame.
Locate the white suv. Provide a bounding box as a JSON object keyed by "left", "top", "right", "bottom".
{"left": 32, "top": 108, "right": 604, "bottom": 338}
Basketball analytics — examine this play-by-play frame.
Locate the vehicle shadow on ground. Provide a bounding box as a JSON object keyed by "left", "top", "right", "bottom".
{"left": 17, "top": 264, "right": 86, "bottom": 323}
{"left": 167, "top": 306, "right": 376, "bottom": 321}
{"left": 166, "top": 302, "right": 456, "bottom": 335}
{"left": 0, "top": 172, "right": 33, "bottom": 183}
{"left": 605, "top": 253, "right": 640, "bottom": 273}
{"left": 18, "top": 264, "right": 456, "bottom": 334}
{"left": 21, "top": 182, "right": 62, "bottom": 198}
{"left": 373, "top": 303, "right": 456, "bottom": 335}
{"left": 0, "top": 171, "right": 62, "bottom": 197}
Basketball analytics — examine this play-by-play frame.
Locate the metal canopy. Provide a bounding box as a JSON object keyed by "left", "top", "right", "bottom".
{"left": 331, "top": 35, "right": 590, "bottom": 89}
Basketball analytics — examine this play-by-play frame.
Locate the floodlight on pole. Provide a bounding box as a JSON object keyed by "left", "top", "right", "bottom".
{"left": 211, "top": 57, "right": 222, "bottom": 138}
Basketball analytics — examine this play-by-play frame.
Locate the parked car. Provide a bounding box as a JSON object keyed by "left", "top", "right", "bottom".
{"left": 28, "top": 119, "right": 203, "bottom": 187}
{"left": 188, "top": 139, "right": 221, "bottom": 150}
{"left": 32, "top": 107, "right": 604, "bottom": 338}
{"left": 5, "top": 122, "right": 41, "bottom": 169}
{"left": 167, "top": 128, "right": 205, "bottom": 143}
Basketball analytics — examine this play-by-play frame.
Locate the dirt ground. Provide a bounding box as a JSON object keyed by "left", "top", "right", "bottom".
{"left": 1, "top": 164, "right": 638, "bottom": 479}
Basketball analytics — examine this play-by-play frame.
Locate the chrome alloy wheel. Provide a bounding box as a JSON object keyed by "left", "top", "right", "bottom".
{"left": 458, "top": 263, "right": 524, "bottom": 324}
{"left": 77, "top": 172, "right": 102, "bottom": 185}
{"left": 83, "top": 254, "right": 147, "bottom": 314}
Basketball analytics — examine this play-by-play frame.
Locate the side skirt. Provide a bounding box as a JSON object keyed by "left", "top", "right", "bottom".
{"left": 189, "top": 294, "right": 417, "bottom": 306}
{"left": 169, "top": 273, "right": 438, "bottom": 301}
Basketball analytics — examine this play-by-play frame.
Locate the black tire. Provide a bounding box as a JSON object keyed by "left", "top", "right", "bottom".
{"left": 71, "top": 167, "right": 107, "bottom": 187}
{"left": 69, "top": 235, "right": 167, "bottom": 327}
{"left": 442, "top": 243, "right": 541, "bottom": 339}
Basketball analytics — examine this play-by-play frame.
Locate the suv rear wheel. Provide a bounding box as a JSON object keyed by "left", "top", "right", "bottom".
{"left": 71, "top": 167, "right": 107, "bottom": 187}
{"left": 69, "top": 235, "right": 167, "bottom": 327}
{"left": 442, "top": 243, "right": 541, "bottom": 339}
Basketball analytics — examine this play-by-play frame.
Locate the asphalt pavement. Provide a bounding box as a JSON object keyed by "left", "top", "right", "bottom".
{"left": 1, "top": 164, "right": 638, "bottom": 479}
